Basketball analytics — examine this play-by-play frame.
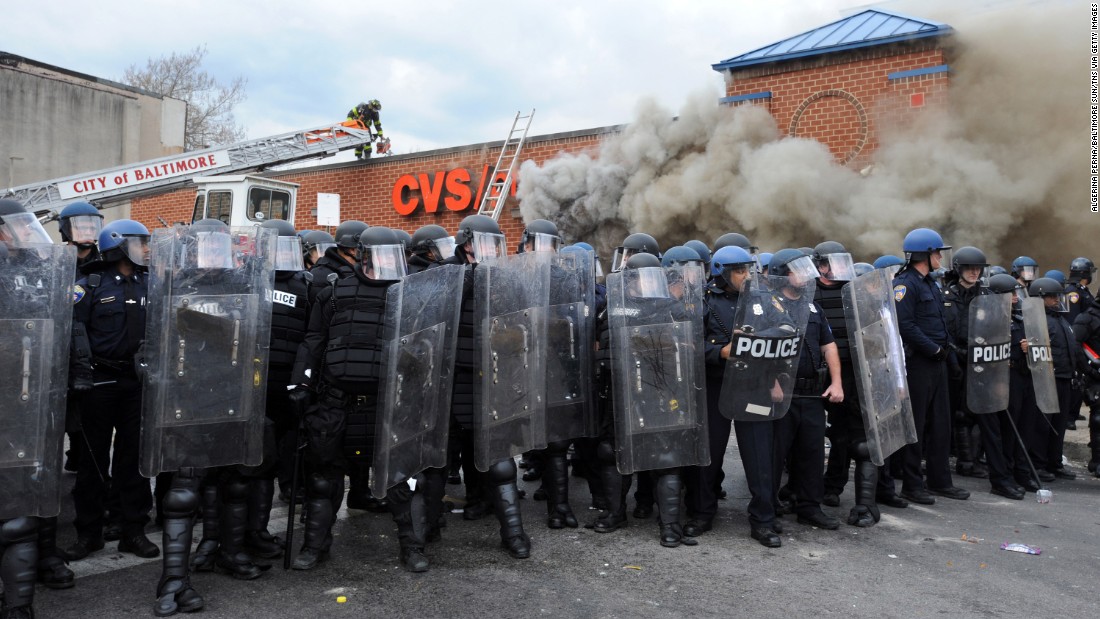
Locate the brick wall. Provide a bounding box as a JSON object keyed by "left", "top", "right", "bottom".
{"left": 131, "top": 131, "right": 609, "bottom": 245}
{"left": 722, "top": 40, "right": 949, "bottom": 168}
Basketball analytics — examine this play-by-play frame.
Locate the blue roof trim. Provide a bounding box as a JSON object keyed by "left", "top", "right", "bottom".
{"left": 887, "top": 64, "right": 949, "bottom": 80}
{"left": 712, "top": 9, "right": 952, "bottom": 73}
{"left": 719, "top": 91, "right": 772, "bottom": 104}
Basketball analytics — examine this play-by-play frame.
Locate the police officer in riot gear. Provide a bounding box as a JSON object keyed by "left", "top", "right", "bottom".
{"left": 1026, "top": 277, "right": 1079, "bottom": 480}
{"left": 408, "top": 224, "right": 455, "bottom": 274}
{"left": 65, "top": 219, "right": 160, "bottom": 562}
{"left": 1011, "top": 256, "right": 1039, "bottom": 287}
{"left": 293, "top": 226, "right": 408, "bottom": 569}
{"left": 308, "top": 221, "right": 366, "bottom": 304}
{"left": 1072, "top": 286, "right": 1100, "bottom": 477}
{"left": 892, "top": 228, "right": 969, "bottom": 504}
{"left": 301, "top": 230, "right": 335, "bottom": 270}
{"left": 441, "top": 214, "right": 533, "bottom": 558}
{"left": 943, "top": 247, "right": 1025, "bottom": 499}
{"left": 1066, "top": 257, "right": 1095, "bottom": 322}
{"left": 771, "top": 249, "right": 844, "bottom": 530}
{"left": 56, "top": 201, "right": 103, "bottom": 270}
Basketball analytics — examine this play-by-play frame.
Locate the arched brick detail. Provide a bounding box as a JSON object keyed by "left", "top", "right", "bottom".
{"left": 788, "top": 89, "right": 869, "bottom": 166}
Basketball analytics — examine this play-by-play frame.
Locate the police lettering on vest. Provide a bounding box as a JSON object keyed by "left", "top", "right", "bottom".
{"left": 1029, "top": 344, "right": 1052, "bottom": 364}
{"left": 271, "top": 289, "right": 298, "bottom": 308}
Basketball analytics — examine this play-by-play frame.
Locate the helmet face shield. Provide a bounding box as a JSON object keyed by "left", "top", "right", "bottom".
{"left": 1043, "top": 292, "right": 1069, "bottom": 313}
{"left": 626, "top": 266, "right": 670, "bottom": 299}
{"left": 364, "top": 244, "right": 407, "bottom": 280}
{"left": 816, "top": 252, "right": 855, "bottom": 282}
{"left": 610, "top": 247, "right": 637, "bottom": 273}
{"left": 528, "top": 232, "right": 561, "bottom": 253}
{"left": 67, "top": 214, "right": 103, "bottom": 245}
{"left": 783, "top": 255, "right": 819, "bottom": 288}
{"left": 470, "top": 231, "right": 506, "bottom": 262}
{"left": 275, "top": 236, "right": 305, "bottom": 271}
{"left": 431, "top": 236, "right": 456, "bottom": 261}
{"left": 0, "top": 212, "right": 52, "bottom": 247}
{"left": 1016, "top": 265, "right": 1038, "bottom": 282}
{"left": 195, "top": 231, "right": 233, "bottom": 269}
{"left": 121, "top": 236, "right": 150, "bottom": 267}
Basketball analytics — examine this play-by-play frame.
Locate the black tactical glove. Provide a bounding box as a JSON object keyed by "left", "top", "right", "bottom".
{"left": 931, "top": 346, "right": 948, "bottom": 362}
{"left": 71, "top": 366, "right": 94, "bottom": 392}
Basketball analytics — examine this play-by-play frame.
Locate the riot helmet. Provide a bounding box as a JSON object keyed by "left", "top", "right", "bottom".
{"left": 99, "top": 220, "right": 150, "bottom": 269}
{"left": 1044, "top": 269, "right": 1066, "bottom": 285}
{"left": 683, "top": 240, "right": 711, "bottom": 266}
{"left": 769, "top": 248, "right": 818, "bottom": 290}
{"left": 988, "top": 273, "right": 1027, "bottom": 303}
{"left": 622, "top": 252, "right": 669, "bottom": 299}
{"left": 902, "top": 228, "right": 951, "bottom": 268}
{"left": 302, "top": 230, "right": 336, "bottom": 267}
{"left": 713, "top": 232, "right": 756, "bottom": 253}
{"left": 710, "top": 245, "right": 754, "bottom": 292}
{"left": 852, "top": 262, "right": 874, "bottom": 277}
{"left": 334, "top": 220, "right": 368, "bottom": 249}
{"left": 358, "top": 226, "right": 407, "bottom": 281}
{"left": 610, "top": 232, "right": 660, "bottom": 273}
{"left": 0, "top": 199, "right": 52, "bottom": 247}
{"left": 951, "top": 246, "right": 989, "bottom": 286}
{"left": 454, "top": 214, "right": 505, "bottom": 263}
{"left": 393, "top": 228, "right": 413, "bottom": 250}
{"left": 1011, "top": 256, "right": 1039, "bottom": 283}
{"left": 873, "top": 255, "right": 905, "bottom": 270}
{"left": 661, "top": 245, "right": 704, "bottom": 268}
{"left": 757, "top": 252, "right": 773, "bottom": 275}
{"left": 1029, "top": 277, "right": 1067, "bottom": 312}
{"left": 190, "top": 218, "right": 233, "bottom": 269}
{"left": 410, "top": 224, "right": 455, "bottom": 263}
{"left": 1069, "top": 257, "right": 1096, "bottom": 283}
{"left": 988, "top": 265, "right": 1008, "bottom": 277}
{"left": 520, "top": 219, "right": 561, "bottom": 253}
{"left": 572, "top": 241, "right": 603, "bottom": 278}
{"left": 261, "top": 219, "right": 305, "bottom": 272}
{"left": 58, "top": 201, "right": 103, "bottom": 246}
{"left": 812, "top": 240, "right": 855, "bottom": 282}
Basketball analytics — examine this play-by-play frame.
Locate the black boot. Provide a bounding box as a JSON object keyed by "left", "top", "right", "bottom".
{"left": 422, "top": 468, "right": 447, "bottom": 543}
{"left": 35, "top": 516, "right": 74, "bottom": 589}
{"left": 1, "top": 518, "right": 38, "bottom": 618}
{"left": 953, "top": 423, "right": 975, "bottom": 476}
{"left": 390, "top": 491, "right": 430, "bottom": 572}
{"left": 1088, "top": 408, "right": 1100, "bottom": 476}
{"left": 847, "top": 460, "right": 881, "bottom": 528}
{"left": 244, "top": 478, "right": 284, "bottom": 559}
{"left": 156, "top": 474, "right": 204, "bottom": 618}
{"left": 592, "top": 464, "right": 628, "bottom": 532}
{"left": 492, "top": 481, "right": 531, "bottom": 559}
{"left": 190, "top": 483, "right": 220, "bottom": 572}
{"left": 544, "top": 451, "right": 578, "bottom": 529}
{"left": 292, "top": 475, "right": 336, "bottom": 570}
{"left": 215, "top": 478, "right": 269, "bottom": 580}
{"left": 655, "top": 472, "right": 695, "bottom": 548}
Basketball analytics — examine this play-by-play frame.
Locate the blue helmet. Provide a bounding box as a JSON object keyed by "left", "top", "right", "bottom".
{"left": 873, "top": 255, "right": 905, "bottom": 270}
{"left": 560, "top": 244, "right": 584, "bottom": 256}
{"left": 902, "top": 228, "right": 950, "bottom": 256}
{"left": 1044, "top": 269, "right": 1066, "bottom": 285}
{"left": 99, "top": 219, "right": 151, "bottom": 268}
{"left": 853, "top": 262, "right": 874, "bottom": 277}
{"left": 683, "top": 240, "right": 711, "bottom": 265}
{"left": 661, "top": 245, "right": 704, "bottom": 268}
{"left": 711, "top": 245, "right": 754, "bottom": 277}
{"left": 1011, "top": 256, "right": 1039, "bottom": 282}
{"left": 757, "top": 252, "right": 773, "bottom": 273}
{"left": 58, "top": 201, "right": 103, "bottom": 245}
{"left": 573, "top": 241, "right": 595, "bottom": 254}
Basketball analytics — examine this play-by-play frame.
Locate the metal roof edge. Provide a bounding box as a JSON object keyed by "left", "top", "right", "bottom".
{"left": 712, "top": 27, "right": 951, "bottom": 73}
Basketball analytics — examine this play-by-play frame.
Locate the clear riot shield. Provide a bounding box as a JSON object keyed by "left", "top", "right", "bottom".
{"left": 719, "top": 274, "right": 815, "bottom": 422}
{"left": 370, "top": 264, "right": 464, "bottom": 499}
{"left": 1021, "top": 297, "right": 1059, "bottom": 414}
{"left": 607, "top": 267, "right": 708, "bottom": 475}
{"left": 842, "top": 269, "right": 918, "bottom": 465}
{"left": 0, "top": 244, "right": 75, "bottom": 520}
{"left": 545, "top": 250, "right": 597, "bottom": 443}
{"left": 472, "top": 251, "right": 551, "bottom": 471}
{"left": 140, "top": 226, "right": 276, "bottom": 476}
{"left": 966, "top": 293, "right": 1012, "bottom": 414}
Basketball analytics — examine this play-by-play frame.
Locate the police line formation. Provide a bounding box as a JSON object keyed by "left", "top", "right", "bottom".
{"left": 1, "top": 197, "right": 1098, "bottom": 618}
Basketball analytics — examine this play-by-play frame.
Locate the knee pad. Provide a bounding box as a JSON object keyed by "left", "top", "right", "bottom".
{"left": 0, "top": 517, "right": 38, "bottom": 545}
{"left": 220, "top": 476, "right": 249, "bottom": 503}
{"left": 486, "top": 458, "right": 516, "bottom": 484}
{"left": 596, "top": 440, "right": 616, "bottom": 465}
{"left": 308, "top": 473, "right": 334, "bottom": 497}
{"left": 851, "top": 441, "right": 871, "bottom": 461}
{"left": 163, "top": 487, "right": 199, "bottom": 518}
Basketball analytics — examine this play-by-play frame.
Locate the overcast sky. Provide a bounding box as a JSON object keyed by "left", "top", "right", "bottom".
{"left": 6, "top": 0, "right": 1010, "bottom": 162}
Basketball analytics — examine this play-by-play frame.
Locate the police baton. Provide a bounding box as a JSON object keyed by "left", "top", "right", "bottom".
{"left": 283, "top": 388, "right": 312, "bottom": 570}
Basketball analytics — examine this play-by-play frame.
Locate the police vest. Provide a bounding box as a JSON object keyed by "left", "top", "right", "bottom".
{"left": 814, "top": 281, "right": 849, "bottom": 361}
{"left": 322, "top": 274, "right": 390, "bottom": 388}
{"left": 268, "top": 271, "right": 310, "bottom": 387}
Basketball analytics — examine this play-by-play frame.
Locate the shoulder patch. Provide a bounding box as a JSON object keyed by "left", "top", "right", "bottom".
{"left": 1068, "top": 292, "right": 1080, "bottom": 304}
{"left": 72, "top": 285, "right": 85, "bottom": 304}
{"left": 893, "top": 284, "right": 907, "bottom": 302}
{"left": 771, "top": 297, "right": 785, "bottom": 313}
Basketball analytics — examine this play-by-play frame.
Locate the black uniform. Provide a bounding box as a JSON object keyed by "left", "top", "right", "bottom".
{"left": 892, "top": 266, "right": 962, "bottom": 499}
{"left": 1071, "top": 298, "right": 1100, "bottom": 475}
{"left": 1034, "top": 306, "right": 1077, "bottom": 476}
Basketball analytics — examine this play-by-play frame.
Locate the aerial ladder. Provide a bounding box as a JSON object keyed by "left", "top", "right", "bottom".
{"left": 1, "top": 120, "right": 377, "bottom": 220}
{"left": 476, "top": 110, "right": 535, "bottom": 222}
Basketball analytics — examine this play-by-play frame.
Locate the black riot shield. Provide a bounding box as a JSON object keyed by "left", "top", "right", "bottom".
{"left": 842, "top": 269, "right": 918, "bottom": 465}
{"left": 966, "top": 292, "right": 1012, "bottom": 414}
{"left": 1021, "top": 297, "right": 1059, "bottom": 414}
{"left": 607, "top": 266, "right": 708, "bottom": 475}
{"left": 472, "top": 252, "right": 551, "bottom": 471}
{"left": 719, "top": 274, "right": 815, "bottom": 422}
{"left": 370, "top": 264, "right": 464, "bottom": 499}
{"left": 140, "top": 226, "right": 276, "bottom": 476}
{"left": 0, "top": 244, "right": 75, "bottom": 520}
{"left": 545, "top": 250, "right": 597, "bottom": 443}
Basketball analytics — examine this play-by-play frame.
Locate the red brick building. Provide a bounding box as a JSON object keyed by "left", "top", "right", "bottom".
{"left": 132, "top": 9, "right": 953, "bottom": 240}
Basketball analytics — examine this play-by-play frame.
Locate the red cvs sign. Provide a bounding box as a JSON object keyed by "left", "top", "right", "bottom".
{"left": 392, "top": 165, "right": 517, "bottom": 216}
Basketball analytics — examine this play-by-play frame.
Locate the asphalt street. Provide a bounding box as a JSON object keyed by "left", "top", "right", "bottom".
{"left": 30, "top": 426, "right": 1100, "bottom": 619}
